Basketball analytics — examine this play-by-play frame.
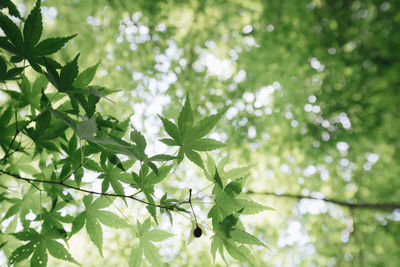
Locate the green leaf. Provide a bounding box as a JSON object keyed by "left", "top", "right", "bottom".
{"left": 6, "top": 66, "right": 24, "bottom": 80}
{"left": 146, "top": 161, "right": 158, "bottom": 176}
{"left": 231, "top": 228, "right": 266, "bottom": 247}
{"left": 178, "top": 95, "right": 194, "bottom": 141}
{"left": 0, "top": 36, "right": 17, "bottom": 54}
{"left": 158, "top": 115, "right": 180, "bottom": 143}
{"left": 0, "top": 12, "right": 23, "bottom": 51}
{"left": 30, "top": 242, "right": 48, "bottom": 267}
{"left": 191, "top": 138, "right": 226, "bottom": 151}
{"left": 176, "top": 149, "right": 184, "bottom": 164}
{"left": 140, "top": 218, "right": 151, "bottom": 234}
{"left": 91, "top": 196, "right": 112, "bottom": 209}
{"left": 46, "top": 239, "right": 78, "bottom": 264}
{"left": 204, "top": 153, "right": 216, "bottom": 181}
{"left": 1, "top": 0, "right": 22, "bottom": 19}
{"left": 142, "top": 230, "right": 174, "bottom": 242}
{"left": 73, "top": 61, "right": 100, "bottom": 88}
{"left": 86, "top": 216, "right": 103, "bottom": 256}
{"left": 43, "top": 57, "right": 60, "bottom": 87}
{"left": 60, "top": 54, "right": 80, "bottom": 89}
{"left": 148, "top": 154, "right": 176, "bottom": 161}
{"left": 219, "top": 213, "right": 239, "bottom": 237}
{"left": 8, "top": 242, "right": 35, "bottom": 264}
{"left": 159, "top": 138, "right": 178, "bottom": 146}
{"left": 76, "top": 116, "right": 97, "bottom": 139}
{"left": 223, "top": 240, "right": 255, "bottom": 266}
{"left": 213, "top": 169, "right": 223, "bottom": 188}
{"left": 0, "top": 105, "right": 12, "bottom": 126}
{"left": 147, "top": 164, "right": 173, "bottom": 184}
{"left": 23, "top": 0, "right": 42, "bottom": 51}
{"left": 71, "top": 212, "right": 86, "bottom": 236}
{"left": 35, "top": 110, "right": 51, "bottom": 133}
{"left": 184, "top": 149, "right": 204, "bottom": 169}
{"left": 143, "top": 241, "right": 162, "bottom": 267}
{"left": 144, "top": 192, "right": 158, "bottom": 224}
{"left": 211, "top": 235, "right": 223, "bottom": 261}
{"left": 224, "top": 177, "right": 246, "bottom": 197}
{"left": 236, "top": 199, "right": 275, "bottom": 215}
{"left": 129, "top": 245, "right": 143, "bottom": 267}
{"left": 192, "top": 106, "right": 228, "bottom": 139}
{"left": 224, "top": 165, "right": 252, "bottom": 180}
{"left": 96, "top": 210, "right": 129, "bottom": 228}
{"left": 11, "top": 229, "right": 37, "bottom": 241}
{"left": 10, "top": 55, "right": 23, "bottom": 63}
{"left": 34, "top": 34, "right": 77, "bottom": 56}
{"left": 0, "top": 56, "right": 6, "bottom": 79}
{"left": 130, "top": 130, "right": 147, "bottom": 153}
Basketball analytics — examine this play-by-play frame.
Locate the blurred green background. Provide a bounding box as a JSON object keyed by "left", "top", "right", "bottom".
{"left": 2, "top": 0, "right": 400, "bottom": 266}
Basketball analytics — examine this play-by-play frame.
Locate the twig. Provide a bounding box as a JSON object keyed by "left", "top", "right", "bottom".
{"left": 188, "top": 188, "right": 198, "bottom": 226}
{"left": 247, "top": 190, "right": 400, "bottom": 211}
{"left": 0, "top": 169, "right": 176, "bottom": 210}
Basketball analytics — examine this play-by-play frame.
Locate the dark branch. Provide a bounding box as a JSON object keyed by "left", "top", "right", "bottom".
{"left": 0, "top": 169, "right": 184, "bottom": 211}
{"left": 247, "top": 190, "right": 400, "bottom": 211}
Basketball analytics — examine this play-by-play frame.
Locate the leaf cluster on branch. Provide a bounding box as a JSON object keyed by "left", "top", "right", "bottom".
{"left": 0, "top": 1, "right": 271, "bottom": 266}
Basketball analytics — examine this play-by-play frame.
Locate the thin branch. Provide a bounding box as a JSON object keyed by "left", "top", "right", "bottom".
{"left": 0, "top": 119, "right": 20, "bottom": 164}
{"left": 0, "top": 169, "right": 177, "bottom": 211}
{"left": 0, "top": 183, "right": 9, "bottom": 190}
{"left": 188, "top": 188, "right": 198, "bottom": 226}
{"left": 247, "top": 190, "right": 400, "bottom": 211}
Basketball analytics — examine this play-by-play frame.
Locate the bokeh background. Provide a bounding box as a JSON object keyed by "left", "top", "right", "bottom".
{"left": 1, "top": 0, "right": 400, "bottom": 266}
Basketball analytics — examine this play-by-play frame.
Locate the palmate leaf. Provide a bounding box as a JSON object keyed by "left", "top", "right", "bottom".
{"left": 70, "top": 196, "right": 129, "bottom": 256}
{"left": 0, "top": 1, "right": 76, "bottom": 71}
{"left": 1, "top": 187, "right": 40, "bottom": 228}
{"left": 9, "top": 228, "right": 78, "bottom": 266}
{"left": 129, "top": 219, "right": 173, "bottom": 267}
{"left": 158, "top": 95, "right": 227, "bottom": 169}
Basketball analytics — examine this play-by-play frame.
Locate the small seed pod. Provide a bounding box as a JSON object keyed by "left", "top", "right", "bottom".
{"left": 193, "top": 226, "right": 202, "bottom": 238}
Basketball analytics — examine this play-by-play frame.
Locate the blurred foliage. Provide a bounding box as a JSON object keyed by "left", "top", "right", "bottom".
{"left": 1, "top": 0, "right": 400, "bottom": 266}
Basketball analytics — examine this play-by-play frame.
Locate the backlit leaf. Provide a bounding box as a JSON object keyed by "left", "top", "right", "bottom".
{"left": 23, "top": 0, "right": 42, "bottom": 51}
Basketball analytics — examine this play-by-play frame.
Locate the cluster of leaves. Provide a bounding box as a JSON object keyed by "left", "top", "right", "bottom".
{"left": 0, "top": 1, "right": 271, "bottom": 266}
